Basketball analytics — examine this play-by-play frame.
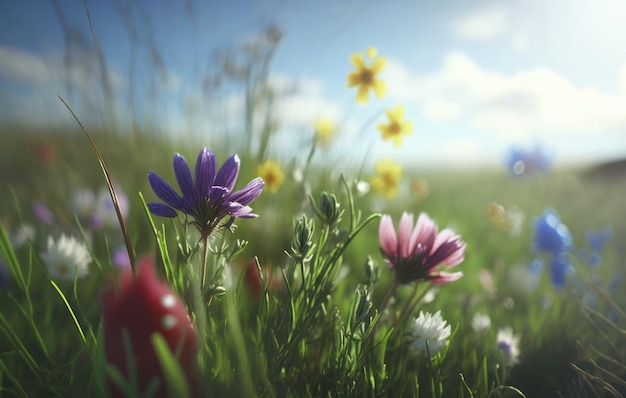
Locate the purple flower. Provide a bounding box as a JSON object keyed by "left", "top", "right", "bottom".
{"left": 33, "top": 201, "right": 55, "bottom": 225}
{"left": 379, "top": 212, "right": 465, "bottom": 285}
{"left": 532, "top": 209, "right": 572, "bottom": 255}
{"left": 147, "top": 147, "right": 264, "bottom": 237}
{"left": 112, "top": 246, "right": 131, "bottom": 269}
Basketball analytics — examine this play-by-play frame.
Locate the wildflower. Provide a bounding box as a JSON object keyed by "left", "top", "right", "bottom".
{"left": 471, "top": 313, "right": 491, "bottom": 332}
{"left": 40, "top": 234, "right": 91, "bottom": 280}
{"left": 496, "top": 327, "right": 521, "bottom": 366}
{"left": 94, "top": 187, "right": 130, "bottom": 229}
{"left": 378, "top": 105, "right": 413, "bottom": 147}
{"left": 505, "top": 144, "right": 552, "bottom": 177}
{"left": 70, "top": 189, "right": 97, "bottom": 217}
{"left": 356, "top": 180, "right": 371, "bottom": 196}
{"left": 411, "top": 178, "right": 429, "bottom": 200}
{"left": 548, "top": 252, "right": 574, "bottom": 287}
{"left": 147, "top": 147, "right": 264, "bottom": 238}
{"left": 371, "top": 158, "right": 402, "bottom": 199}
{"left": 9, "top": 223, "right": 35, "bottom": 248}
{"left": 487, "top": 202, "right": 509, "bottom": 231}
{"left": 257, "top": 160, "right": 284, "bottom": 193}
{"left": 347, "top": 47, "right": 387, "bottom": 104}
{"left": 102, "top": 256, "right": 198, "bottom": 397}
{"left": 379, "top": 212, "right": 465, "bottom": 285}
{"left": 112, "top": 246, "right": 131, "bottom": 269}
{"left": 587, "top": 227, "right": 612, "bottom": 253}
{"left": 314, "top": 118, "right": 337, "bottom": 148}
{"left": 581, "top": 227, "right": 613, "bottom": 267}
{"left": 28, "top": 141, "right": 55, "bottom": 165}
{"left": 532, "top": 209, "right": 572, "bottom": 255}
{"left": 409, "top": 311, "right": 452, "bottom": 356}
{"left": 508, "top": 261, "right": 542, "bottom": 293}
{"left": 33, "top": 201, "right": 55, "bottom": 225}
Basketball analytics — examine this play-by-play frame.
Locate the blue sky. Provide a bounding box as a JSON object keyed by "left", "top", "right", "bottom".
{"left": 1, "top": 0, "right": 625, "bottom": 170}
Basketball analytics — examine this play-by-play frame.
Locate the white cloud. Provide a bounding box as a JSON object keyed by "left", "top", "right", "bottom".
{"left": 421, "top": 100, "right": 461, "bottom": 122}
{"left": 0, "top": 45, "right": 50, "bottom": 83}
{"left": 429, "top": 138, "right": 498, "bottom": 169}
{"left": 451, "top": 6, "right": 509, "bottom": 41}
{"left": 386, "top": 52, "right": 626, "bottom": 139}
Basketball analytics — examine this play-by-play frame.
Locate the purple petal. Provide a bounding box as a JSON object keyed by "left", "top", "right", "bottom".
{"left": 173, "top": 153, "right": 196, "bottom": 202}
{"left": 147, "top": 202, "right": 178, "bottom": 218}
{"left": 214, "top": 154, "right": 240, "bottom": 192}
{"left": 229, "top": 177, "right": 264, "bottom": 205}
{"left": 148, "top": 171, "right": 184, "bottom": 209}
{"left": 209, "top": 186, "right": 229, "bottom": 205}
{"left": 228, "top": 203, "right": 258, "bottom": 218}
{"left": 425, "top": 240, "right": 465, "bottom": 270}
{"left": 195, "top": 147, "right": 216, "bottom": 199}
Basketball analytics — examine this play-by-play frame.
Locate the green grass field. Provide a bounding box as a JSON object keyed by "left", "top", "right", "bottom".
{"left": 1, "top": 126, "right": 624, "bottom": 397}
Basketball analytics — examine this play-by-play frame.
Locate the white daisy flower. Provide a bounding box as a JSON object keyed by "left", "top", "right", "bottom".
{"left": 471, "top": 313, "right": 491, "bottom": 333}
{"left": 40, "top": 234, "right": 91, "bottom": 280}
{"left": 409, "top": 310, "right": 452, "bottom": 356}
{"left": 496, "top": 327, "right": 521, "bottom": 366}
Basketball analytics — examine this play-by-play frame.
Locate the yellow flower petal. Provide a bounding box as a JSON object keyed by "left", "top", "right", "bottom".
{"left": 347, "top": 72, "right": 362, "bottom": 87}
{"left": 366, "top": 47, "right": 378, "bottom": 58}
{"left": 356, "top": 86, "right": 369, "bottom": 104}
{"left": 371, "top": 57, "right": 387, "bottom": 73}
{"left": 350, "top": 53, "right": 365, "bottom": 69}
{"left": 373, "top": 81, "right": 387, "bottom": 98}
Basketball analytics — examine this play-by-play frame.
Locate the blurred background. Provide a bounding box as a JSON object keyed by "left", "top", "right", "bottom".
{"left": 1, "top": 0, "right": 625, "bottom": 171}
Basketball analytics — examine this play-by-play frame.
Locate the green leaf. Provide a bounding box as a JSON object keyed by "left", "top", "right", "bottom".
{"left": 151, "top": 333, "right": 191, "bottom": 398}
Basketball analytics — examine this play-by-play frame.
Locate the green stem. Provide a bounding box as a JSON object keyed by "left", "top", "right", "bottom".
{"left": 370, "top": 279, "right": 399, "bottom": 340}
{"left": 201, "top": 233, "right": 210, "bottom": 290}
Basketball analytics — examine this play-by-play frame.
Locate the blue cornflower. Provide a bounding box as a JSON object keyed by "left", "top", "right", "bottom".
{"left": 505, "top": 144, "right": 552, "bottom": 177}
{"left": 532, "top": 209, "right": 572, "bottom": 255}
{"left": 147, "top": 147, "right": 264, "bottom": 237}
{"left": 548, "top": 252, "right": 574, "bottom": 287}
{"left": 587, "top": 227, "right": 612, "bottom": 253}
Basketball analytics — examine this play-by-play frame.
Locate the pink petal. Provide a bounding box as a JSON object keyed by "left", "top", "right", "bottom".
{"left": 398, "top": 212, "right": 414, "bottom": 258}
{"left": 429, "top": 271, "right": 464, "bottom": 284}
{"left": 433, "top": 228, "right": 465, "bottom": 266}
{"left": 409, "top": 212, "right": 437, "bottom": 253}
{"left": 379, "top": 215, "right": 398, "bottom": 260}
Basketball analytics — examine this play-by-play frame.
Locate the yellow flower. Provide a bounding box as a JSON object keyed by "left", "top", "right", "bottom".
{"left": 487, "top": 202, "right": 511, "bottom": 231}
{"left": 257, "top": 160, "right": 284, "bottom": 193}
{"left": 371, "top": 158, "right": 402, "bottom": 199}
{"left": 411, "top": 178, "right": 429, "bottom": 200}
{"left": 314, "top": 118, "right": 336, "bottom": 148}
{"left": 347, "top": 48, "right": 387, "bottom": 104}
{"left": 378, "top": 105, "right": 413, "bottom": 147}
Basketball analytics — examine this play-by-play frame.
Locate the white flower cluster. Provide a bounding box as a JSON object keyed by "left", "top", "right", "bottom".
{"left": 409, "top": 310, "right": 452, "bottom": 356}
{"left": 40, "top": 234, "right": 92, "bottom": 280}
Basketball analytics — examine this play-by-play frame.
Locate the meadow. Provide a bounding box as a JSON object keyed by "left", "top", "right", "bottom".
{"left": 1, "top": 17, "right": 625, "bottom": 397}
{"left": 1, "top": 122, "right": 624, "bottom": 397}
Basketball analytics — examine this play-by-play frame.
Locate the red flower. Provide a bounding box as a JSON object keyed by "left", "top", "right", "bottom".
{"left": 102, "top": 256, "right": 199, "bottom": 397}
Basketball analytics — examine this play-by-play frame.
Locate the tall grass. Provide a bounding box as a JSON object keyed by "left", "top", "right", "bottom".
{"left": 1, "top": 3, "right": 625, "bottom": 396}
